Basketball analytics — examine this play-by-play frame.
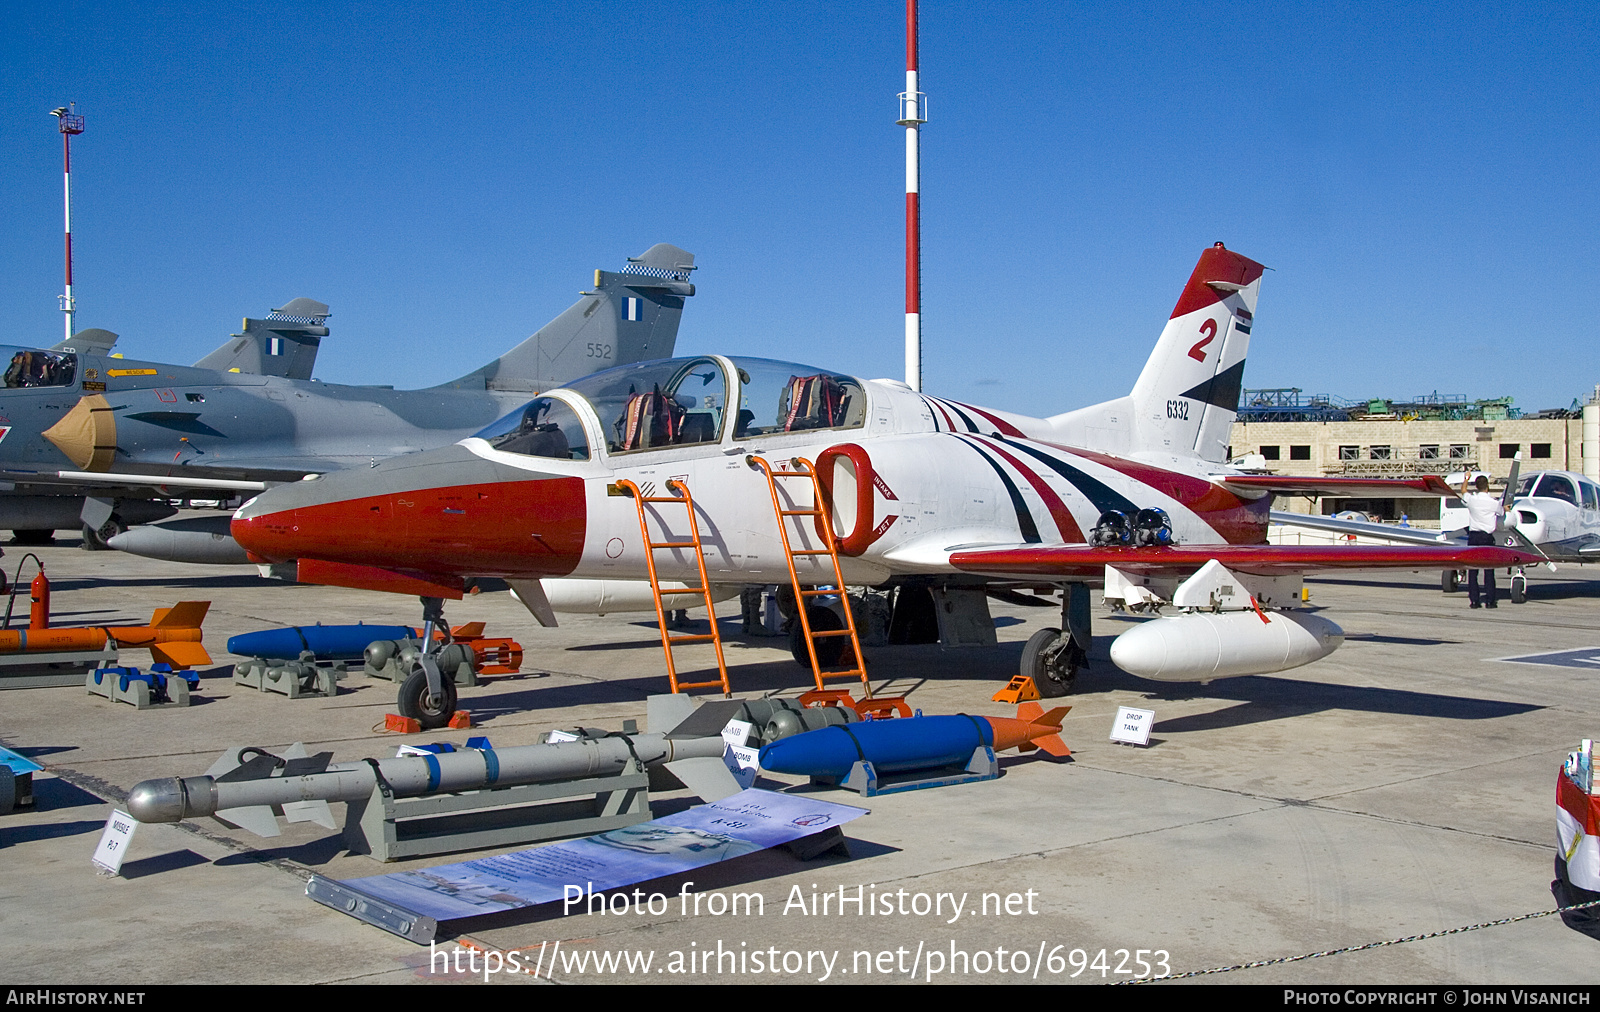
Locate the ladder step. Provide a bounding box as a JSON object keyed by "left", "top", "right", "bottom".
{"left": 779, "top": 509, "right": 822, "bottom": 517}
{"left": 649, "top": 541, "right": 698, "bottom": 550}
{"left": 667, "top": 634, "right": 717, "bottom": 644}
{"left": 819, "top": 669, "right": 867, "bottom": 679}
{"left": 674, "top": 679, "right": 729, "bottom": 691}
{"left": 789, "top": 549, "right": 832, "bottom": 556}
{"left": 657, "top": 587, "right": 708, "bottom": 595}
{"left": 806, "top": 629, "right": 852, "bottom": 638}
{"left": 799, "top": 588, "right": 840, "bottom": 597}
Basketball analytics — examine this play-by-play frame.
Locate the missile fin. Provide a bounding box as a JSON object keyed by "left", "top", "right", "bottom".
{"left": 647, "top": 692, "right": 696, "bottom": 734}
{"left": 152, "top": 601, "right": 210, "bottom": 628}
{"left": 151, "top": 642, "right": 213, "bottom": 668}
{"left": 204, "top": 748, "right": 247, "bottom": 778}
{"left": 282, "top": 799, "right": 337, "bottom": 830}
{"left": 663, "top": 756, "right": 744, "bottom": 802}
{"left": 1034, "top": 734, "right": 1072, "bottom": 758}
{"left": 213, "top": 805, "right": 282, "bottom": 838}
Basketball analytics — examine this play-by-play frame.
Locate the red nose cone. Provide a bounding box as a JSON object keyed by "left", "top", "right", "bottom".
{"left": 232, "top": 476, "right": 588, "bottom": 578}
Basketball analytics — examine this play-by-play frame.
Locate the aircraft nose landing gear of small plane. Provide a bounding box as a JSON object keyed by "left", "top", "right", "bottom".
{"left": 397, "top": 595, "right": 458, "bottom": 730}
{"left": 1510, "top": 568, "right": 1528, "bottom": 604}
{"left": 1441, "top": 569, "right": 1462, "bottom": 594}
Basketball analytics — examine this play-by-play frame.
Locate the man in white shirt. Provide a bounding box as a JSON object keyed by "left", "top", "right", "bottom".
{"left": 1460, "top": 474, "right": 1504, "bottom": 609}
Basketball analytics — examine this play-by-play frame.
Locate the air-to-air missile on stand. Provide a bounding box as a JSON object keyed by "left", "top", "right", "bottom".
{"left": 127, "top": 705, "right": 743, "bottom": 862}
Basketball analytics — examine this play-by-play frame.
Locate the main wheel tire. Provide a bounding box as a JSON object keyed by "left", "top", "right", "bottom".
{"left": 789, "top": 605, "right": 846, "bottom": 668}
{"left": 1021, "top": 627, "right": 1078, "bottom": 697}
{"left": 398, "top": 665, "right": 458, "bottom": 730}
{"left": 1511, "top": 577, "right": 1527, "bottom": 604}
{"left": 1441, "top": 570, "right": 1460, "bottom": 593}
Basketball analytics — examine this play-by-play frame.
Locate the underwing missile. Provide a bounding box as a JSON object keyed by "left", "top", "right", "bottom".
{"left": 126, "top": 731, "right": 733, "bottom": 837}
{"left": 757, "top": 704, "right": 1071, "bottom": 779}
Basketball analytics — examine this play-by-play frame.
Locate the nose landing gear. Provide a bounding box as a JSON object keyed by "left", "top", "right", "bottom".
{"left": 397, "top": 596, "right": 459, "bottom": 730}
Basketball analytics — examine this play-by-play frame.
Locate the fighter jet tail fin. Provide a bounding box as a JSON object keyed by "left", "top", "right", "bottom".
{"left": 1048, "top": 244, "right": 1264, "bottom": 463}
{"left": 436, "top": 244, "right": 696, "bottom": 394}
{"left": 193, "top": 298, "right": 329, "bottom": 381}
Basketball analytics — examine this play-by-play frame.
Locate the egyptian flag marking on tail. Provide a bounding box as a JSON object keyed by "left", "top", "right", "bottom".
{"left": 623, "top": 297, "right": 643, "bottom": 322}
{"left": 1233, "top": 308, "right": 1252, "bottom": 335}
{"left": 268, "top": 337, "right": 284, "bottom": 356}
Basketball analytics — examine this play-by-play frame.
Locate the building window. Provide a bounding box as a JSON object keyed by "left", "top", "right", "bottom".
{"left": 1449, "top": 444, "right": 1470, "bottom": 459}
{"left": 1500, "top": 443, "right": 1520, "bottom": 458}
{"left": 1419, "top": 444, "right": 1440, "bottom": 459}
{"left": 1339, "top": 445, "right": 1359, "bottom": 460}
{"left": 1259, "top": 445, "right": 1280, "bottom": 460}
{"left": 1531, "top": 443, "right": 1552, "bottom": 458}
{"left": 1290, "top": 445, "right": 1311, "bottom": 460}
{"left": 1369, "top": 445, "right": 1391, "bottom": 460}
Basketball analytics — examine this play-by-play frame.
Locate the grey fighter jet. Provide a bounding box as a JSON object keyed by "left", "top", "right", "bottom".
{"left": 0, "top": 244, "right": 695, "bottom": 556}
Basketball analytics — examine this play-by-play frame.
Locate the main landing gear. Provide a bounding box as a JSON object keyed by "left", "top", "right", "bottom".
{"left": 1017, "top": 583, "right": 1093, "bottom": 698}
{"left": 397, "top": 595, "right": 458, "bottom": 730}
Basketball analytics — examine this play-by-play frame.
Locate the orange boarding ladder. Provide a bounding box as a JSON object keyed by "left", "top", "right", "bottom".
{"left": 748, "top": 456, "right": 871, "bottom": 696}
{"left": 614, "top": 478, "right": 731, "bottom": 696}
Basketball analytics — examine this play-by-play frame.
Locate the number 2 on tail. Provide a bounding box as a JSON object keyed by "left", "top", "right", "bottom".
{"left": 1188, "top": 318, "right": 1217, "bottom": 362}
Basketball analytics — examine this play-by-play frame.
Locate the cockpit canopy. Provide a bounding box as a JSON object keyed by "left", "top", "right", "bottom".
{"left": 1, "top": 348, "right": 77, "bottom": 389}
{"left": 472, "top": 355, "right": 866, "bottom": 460}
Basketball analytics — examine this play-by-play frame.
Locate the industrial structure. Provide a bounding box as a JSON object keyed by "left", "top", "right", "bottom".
{"left": 1232, "top": 386, "right": 1600, "bottom": 520}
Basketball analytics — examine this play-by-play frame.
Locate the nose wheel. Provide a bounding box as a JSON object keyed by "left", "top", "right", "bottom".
{"left": 396, "top": 596, "right": 458, "bottom": 730}
{"left": 1510, "top": 569, "right": 1527, "bottom": 604}
{"left": 1441, "top": 570, "right": 1461, "bottom": 594}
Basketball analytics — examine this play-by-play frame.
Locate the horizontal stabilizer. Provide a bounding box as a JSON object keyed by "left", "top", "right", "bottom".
{"left": 1225, "top": 475, "right": 1454, "bottom": 497}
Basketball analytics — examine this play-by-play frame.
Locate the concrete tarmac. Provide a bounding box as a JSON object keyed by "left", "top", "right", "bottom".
{"left": 2, "top": 539, "right": 1597, "bottom": 985}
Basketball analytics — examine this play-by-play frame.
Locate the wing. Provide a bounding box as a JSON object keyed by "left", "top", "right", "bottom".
{"left": 1221, "top": 475, "right": 1455, "bottom": 497}
{"left": 948, "top": 542, "right": 1540, "bottom": 579}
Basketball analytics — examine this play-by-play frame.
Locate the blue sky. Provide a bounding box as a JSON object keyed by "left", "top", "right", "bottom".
{"left": 2, "top": 1, "right": 1596, "bottom": 417}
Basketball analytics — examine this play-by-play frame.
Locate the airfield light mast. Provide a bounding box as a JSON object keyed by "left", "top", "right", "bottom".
{"left": 50, "top": 103, "right": 85, "bottom": 344}
{"left": 898, "top": 0, "right": 927, "bottom": 391}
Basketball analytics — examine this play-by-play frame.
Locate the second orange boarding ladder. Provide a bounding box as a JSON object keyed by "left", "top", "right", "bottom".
{"left": 614, "top": 478, "right": 731, "bottom": 696}
{"left": 748, "top": 456, "right": 871, "bottom": 696}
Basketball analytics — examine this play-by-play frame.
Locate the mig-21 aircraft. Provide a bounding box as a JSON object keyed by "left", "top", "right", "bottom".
{"left": 0, "top": 244, "right": 696, "bottom": 554}
{"left": 227, "top": 243, "right": 1535, "bottom": 726}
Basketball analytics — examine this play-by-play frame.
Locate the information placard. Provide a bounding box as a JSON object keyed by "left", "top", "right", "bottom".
{"left": 1110, "top": 706, "right": 1155, "bottom": 746}
{"left": 91, "top": 809, "right": 138, "bottom": 874}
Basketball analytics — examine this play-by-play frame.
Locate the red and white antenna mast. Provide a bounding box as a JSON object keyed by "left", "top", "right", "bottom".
{"left": 50, "top": 103, "right": 85, "bottom": 344}
{"left": 897, "top": 0, "right": 927, "bottom": 391}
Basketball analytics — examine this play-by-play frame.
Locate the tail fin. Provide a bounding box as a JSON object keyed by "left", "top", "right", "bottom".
{"left": 1129, "top": 243, "right": 1264, "bottom": 461}
{"left": 1050, "top": 243, "right": 1263, "bottom": 462}
{"left": 437, "top": 243, "right": 696, "bottom": 394}
{"left": 1015, "top": 702, "right": 1072, "bottom": 757}
{"left": 193, "top": 298, "right": 329, "bottom": 380}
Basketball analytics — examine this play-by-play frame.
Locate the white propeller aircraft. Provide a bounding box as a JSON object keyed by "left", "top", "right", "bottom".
{"left": 1275, "top": 464, "right": 1600, "bottom": 602}
{"left": 229, "top": 243, "right": 1534, "bottom": 724}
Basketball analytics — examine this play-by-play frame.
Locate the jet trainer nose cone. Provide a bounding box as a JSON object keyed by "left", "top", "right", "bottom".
{"left": 231, "top": 444, "right": 589, "bottom": 578}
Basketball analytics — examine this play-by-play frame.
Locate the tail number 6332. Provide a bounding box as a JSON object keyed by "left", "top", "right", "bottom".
{"left": 1166, "top": 399, "right": 1190, "bottom": 420}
